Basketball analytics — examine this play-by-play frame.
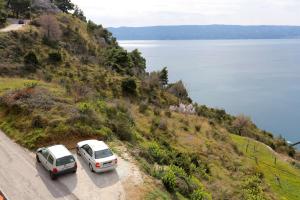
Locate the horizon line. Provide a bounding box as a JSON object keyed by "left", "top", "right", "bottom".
{"left": 108, "top": 24, "right": 300, "bottom": 28}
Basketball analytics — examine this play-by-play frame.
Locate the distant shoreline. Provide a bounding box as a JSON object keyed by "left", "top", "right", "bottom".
{"left": 118, "top": 38, "right": 300, "bottom": 41}
{"left": 109, "top": 25, "right": 300, "bottom": 40}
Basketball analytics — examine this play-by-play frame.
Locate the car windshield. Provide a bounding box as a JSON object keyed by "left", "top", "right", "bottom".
{"left": 95, "top": 149, "right": 113, "bottom": 159}
{"left": 56, "top": 155, "right": 75, "bottom": 166}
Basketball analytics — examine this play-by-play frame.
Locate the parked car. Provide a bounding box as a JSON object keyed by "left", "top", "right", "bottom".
{"left": 18, "top": 20, "right": 25, "bottom": 24}
{"left": 76, "top": 140, "right": 118, "bottom": 173}
{"left": 36, "top": 145, "right": 77, "bottom": 180}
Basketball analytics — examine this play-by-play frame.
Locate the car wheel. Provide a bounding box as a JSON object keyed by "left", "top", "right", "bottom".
{"left": 89, "top": 163, "right": 94, "bottom": 172}
{"left": 72, "top": 170, "right": 77, "bottom": 173}
{"left": 50, "top": 171, "right": 57, "bottom": 180}
{"left": 36, "top": 155, "right": 40, "bottom": 163}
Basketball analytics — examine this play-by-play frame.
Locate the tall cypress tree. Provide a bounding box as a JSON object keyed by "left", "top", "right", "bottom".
{"left": 160, "top": 67, "right": 169, "bottom": 86}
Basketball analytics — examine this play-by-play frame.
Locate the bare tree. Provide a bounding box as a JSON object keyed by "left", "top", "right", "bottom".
{"left": 38, "top": 14, "right": 62, "bottom": 41}
{"left": 232, "top": 115, "right": 252, "bottom": 136}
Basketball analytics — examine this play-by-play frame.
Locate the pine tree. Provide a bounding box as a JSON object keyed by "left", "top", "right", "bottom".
{"left": 73, "top": 5, "right": 86, "bottom": 22}
{"left": 160, "top": 67, "right": 169, "bottom": 86}
{"left": 54, "top": 0, "right": 74, "bottom": 13}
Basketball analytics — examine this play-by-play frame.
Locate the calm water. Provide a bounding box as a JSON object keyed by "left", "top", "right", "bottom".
{"left": 119, "top": 40, "right": 300, "bottom": 144}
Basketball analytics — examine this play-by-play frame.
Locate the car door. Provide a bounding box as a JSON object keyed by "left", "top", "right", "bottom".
{"left": 86, "top": 147, "right": 94, "bottom": 164}
{"left": 81, "top": 144, "right": 91, "bottom": 162}
{"left": 39, "top": 148, "right": 50, "bottom": 169}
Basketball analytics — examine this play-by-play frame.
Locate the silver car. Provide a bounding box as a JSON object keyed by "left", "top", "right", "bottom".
{"left": 36, "top": 145, "right": 77, "bottom": 180}
{"left": 76, "top": 140, "right": 117, "bottom": 173}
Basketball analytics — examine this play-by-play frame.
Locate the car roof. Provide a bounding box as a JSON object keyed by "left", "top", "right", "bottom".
{"left": 81, "top": 140, "right": 109, "bottom": 151}
{"left": 47, "top": 145, "right": 72, "bottom": 159}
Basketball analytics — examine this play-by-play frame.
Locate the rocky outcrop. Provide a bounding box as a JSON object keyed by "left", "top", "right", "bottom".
{"left": 170, "top": 103, "right": 196, "bottom": 115}
{"left": 32, "top": 0, "right": 61, "bottom": 13}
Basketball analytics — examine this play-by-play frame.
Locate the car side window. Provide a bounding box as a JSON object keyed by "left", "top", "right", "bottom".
{"left": 87, "top": 147, "right": 93, "bottom": 157}
{"left": 47, "top": 154, "right": 54, "bottom": 165}
{"left": 82, "top": 144, "right": 89, "bottom": 152}
{"left": 41, "top": 149, "right": 49, "bottom": 159}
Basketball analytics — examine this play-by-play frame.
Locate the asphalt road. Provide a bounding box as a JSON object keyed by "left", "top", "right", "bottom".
{"left": 0, "top": 130, "right": 142, "bottom": 200}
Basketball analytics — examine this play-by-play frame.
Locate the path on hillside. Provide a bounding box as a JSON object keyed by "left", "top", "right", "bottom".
{"left": 0, "top": 130, "right": 143, "bottom": 200}
{"left": 0, "top": 19, "right": 28, "bottom": 33}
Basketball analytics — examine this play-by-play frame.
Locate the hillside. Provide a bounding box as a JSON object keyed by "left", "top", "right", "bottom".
{"left": 108, "top": 25, "right": 300, "bottom": 40}
{"left": 0, "top": 2, "right": 299, "bottom": 200}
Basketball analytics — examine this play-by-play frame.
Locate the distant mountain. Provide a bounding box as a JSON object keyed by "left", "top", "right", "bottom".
{"left": 108, "top": 25, "right": 300, "bottom": 40}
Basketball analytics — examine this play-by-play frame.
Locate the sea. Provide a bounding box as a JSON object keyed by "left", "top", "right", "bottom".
{"left": 120, "top": 39, "right": 300, "bottom": 145}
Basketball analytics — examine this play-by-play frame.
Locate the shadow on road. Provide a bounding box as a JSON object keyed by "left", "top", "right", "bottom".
{"left": 35, "top": 162, "right": 78, "bottom": 199}
{"left": 77, "top": 155, "right": 120, "bottom": 188}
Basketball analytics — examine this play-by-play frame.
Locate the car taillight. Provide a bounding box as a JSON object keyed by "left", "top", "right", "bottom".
{"left": 115, "top": 159, "right": 118, "bottom": 164}
{"left": 95, "top": 162, "right": 101, "bottom": 168}
{"left": 52, "top": 168, "right": 58, "bottom": 173}
{"left": 74, "top": 162, "right": 77, "bottom": 168}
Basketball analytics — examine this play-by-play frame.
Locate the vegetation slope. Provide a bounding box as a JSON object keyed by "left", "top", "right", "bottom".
{"left": 0, "top": 1, "right": 299, "bottom": 199}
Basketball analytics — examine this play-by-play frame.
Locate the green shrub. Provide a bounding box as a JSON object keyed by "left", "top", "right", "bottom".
{"left": 66, "top": 103, "right": 102, "bottom": 131}
{"left": 104, "top": 47, "right": 133, "bottom": 74}
{"left": 121, "top": 78, "right": 137, "bottom": 96}
{"left": 43, "top": 72, "right": 53, "bottom": 82}
{"left": 139, "top": 101, "right": 149, "bottom": 114}
{"left": 175, "top": 176, "right": 190, "bottom": 196}
{"left": 162, "top": 165, "right": 193, "bottom": 195}
{"left": 0, "top": 9, "right": 7, "bottom": 26}
{"left": 71, "top": 123, "right": 97, "bottom": 136}
{"left": 107, "top": 107, "right": 134, "bottom": 141}
{"left": 153, "top": 107, "right": 161, "bottom": 116}
{"left": 31, "top": 115, "right": 48, "bottom": 128}
{"left": 51, "top": 122, "right": 70, "bottom": 136}
{"left": 151, "top": 118, "right": 169, "bottom": 133}
{"left": 183, "top": 126, "right": 189, "bottom": 131}
{"left": 195, "top": 125, "right": 201, "bottom": 132}
{"left": 42, "top": 36, "right": 59, "bottom": 48}
{"left": 115, "top": 100, "right": 130, "bottom": 113}
{"left": 174, "top": 153, "right": 192, "bottom": 174}
{"left": 242, "top": 175, "right": 266, "bottom": 200}
{"left": 158, "top": 119, "right": 168, "bottom": 131}
{"left": 191, "top": 189, "right": 212, "bottom": 200}
{"left": 162, "top": 168, "right": 176, "bottom": 192}
{"left": 97, "top": 127, "right": 113, "bottom": 140}
{"left": 165, "top": 110, "right": 172, "bottom": 118}
{"left": 24, "top": 51, "right": 39, "bottom": 71}
{"left": 48, "top": 51, "right": 62, "bottom": 63}
{"left": 147, "top": 141, "right": 170, "bottom": 164}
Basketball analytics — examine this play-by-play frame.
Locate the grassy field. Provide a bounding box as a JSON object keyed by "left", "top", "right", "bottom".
{"left": 231, "top": 134, "right": 300, "bottom": 200}
{"left": 0, "top": 78, "right": 63, "bottom": 95}
{"left": 0, "top": 78, "right": 38, "bottom": 94}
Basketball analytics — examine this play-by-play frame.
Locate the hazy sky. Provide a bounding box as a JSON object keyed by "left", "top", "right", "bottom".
{"left": 72, "top": 0, "right": 300, "bottom": 27}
